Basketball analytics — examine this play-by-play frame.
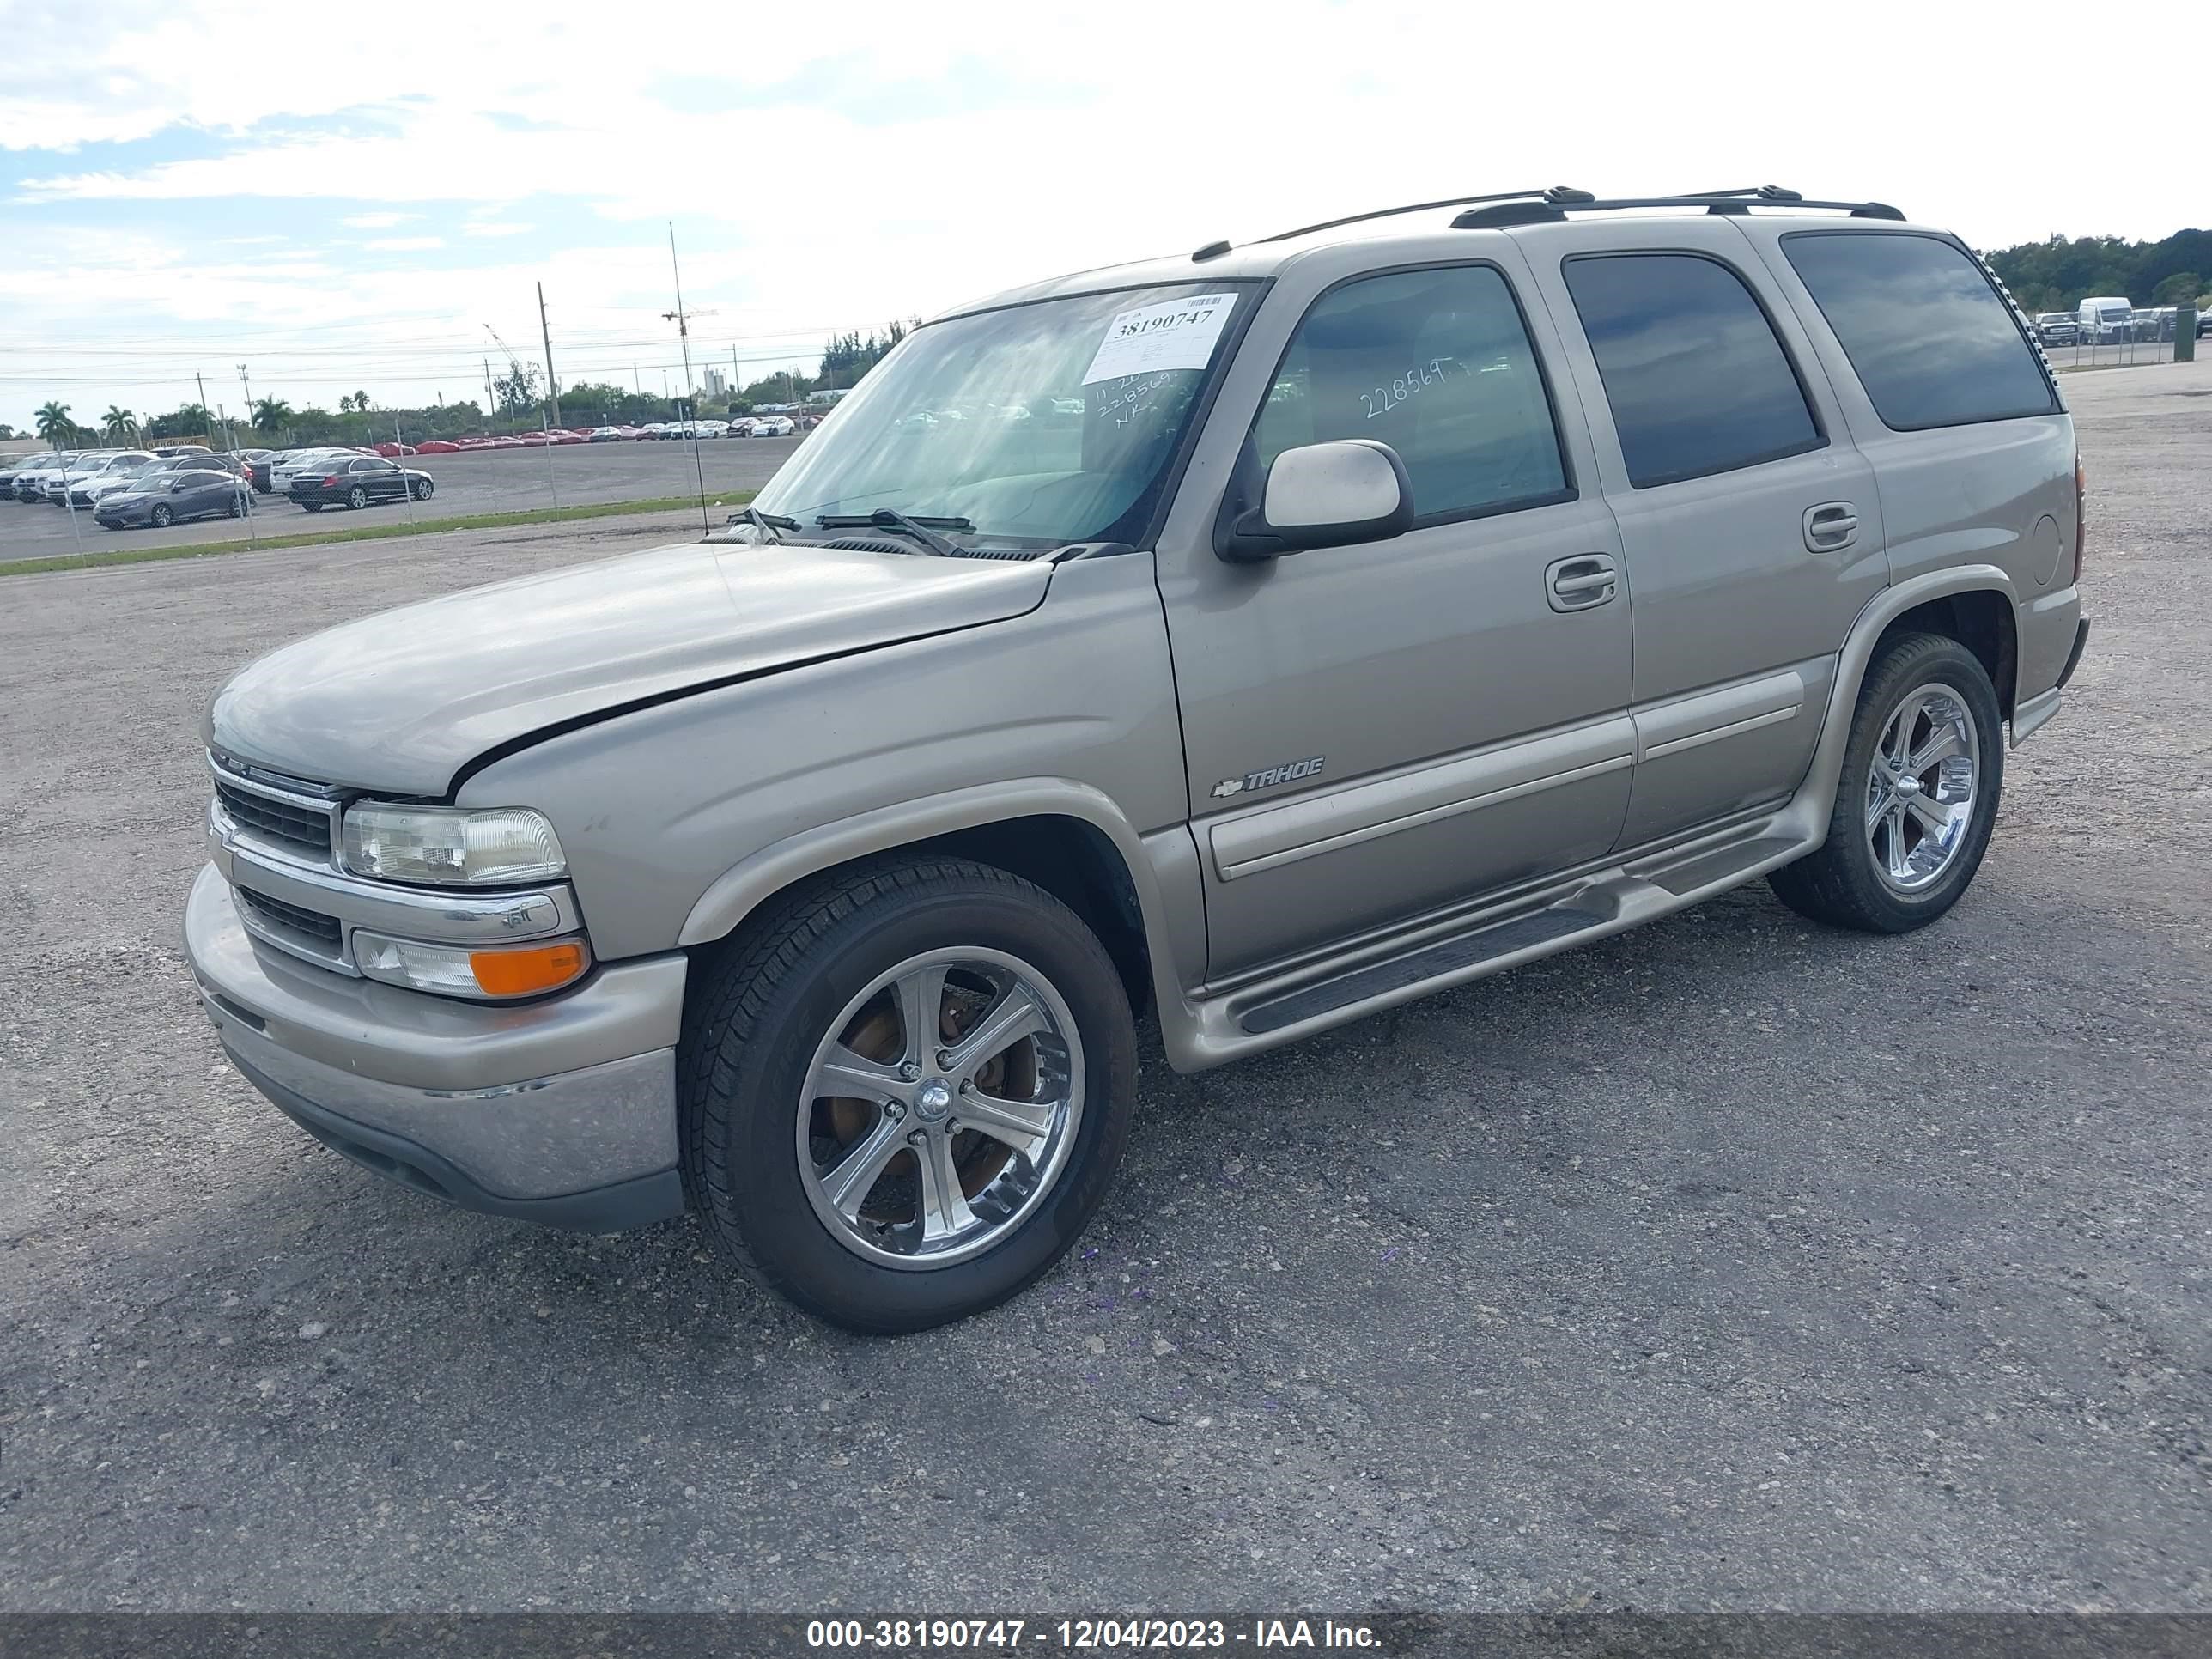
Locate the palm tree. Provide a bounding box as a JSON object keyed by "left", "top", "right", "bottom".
{"left": 34, "top": 401, "right": 72, "bottom": 444}
{"left": 251, "top": 397, "right": 293, "bottom": 435}
{"left": 351, "top": 389, "right": 370, "bottom": 414}
{"left": 102, "top": 405, "right": 137, "bottom": 441}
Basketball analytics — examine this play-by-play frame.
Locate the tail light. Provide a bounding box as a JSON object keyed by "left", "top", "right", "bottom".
{"left": 2072, "top": 453, "right": 2087, "bottom": 584}
{"left": 323, "top": 473, "right": 342, "bottom": 486}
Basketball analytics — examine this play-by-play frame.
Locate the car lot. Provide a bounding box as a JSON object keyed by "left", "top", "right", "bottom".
{"left": 0, "top": 436, "right": 801, "bottom": 562}
{"left": 0, "top": 361, "right": 2206, "bottom": 1613}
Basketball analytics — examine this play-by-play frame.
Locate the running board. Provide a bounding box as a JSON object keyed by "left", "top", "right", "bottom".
{"left": 1221, "top": 823, "right": 1813, "bottom": 1044}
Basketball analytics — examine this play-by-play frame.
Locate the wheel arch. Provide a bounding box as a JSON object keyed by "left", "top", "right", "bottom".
{"left": 1785, "top": 566, "right": 2020, "bottom": 847}
{"left": 677, "top": 780, "right": 1202, "bottom": 1028}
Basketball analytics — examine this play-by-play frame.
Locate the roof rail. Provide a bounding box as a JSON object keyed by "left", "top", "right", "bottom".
{"left": 1255, "top": 187, "right": 1571, "bottom": 245}
{"left": 1452, "top": 193, "right": 1904, "bottom": 228}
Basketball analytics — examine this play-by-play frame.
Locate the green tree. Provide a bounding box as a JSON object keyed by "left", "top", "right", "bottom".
{"left": 101, "top": 405, "right": 137, "bottom": 441}
{"left": 251, "top": 398, "right": 293, "bottom": 434}
{"left": 143, "top": 403, "right": 211, "bottom": 441}
{"left": 352, "top": 389, "right": 370, "bottom": 414}
{"left": 492, "top": 362, "right": 542, "bottom": 416}
{"left": 2152, "top": 271, "right": 2203, "bottom": 306}
{"left": 34, "top": 401, "right": 72, "bottom": 443}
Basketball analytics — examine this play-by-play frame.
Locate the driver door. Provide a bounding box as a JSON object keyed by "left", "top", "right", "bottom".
{"left": 1158, "top": 255, "right": 1634, "bottom": 979}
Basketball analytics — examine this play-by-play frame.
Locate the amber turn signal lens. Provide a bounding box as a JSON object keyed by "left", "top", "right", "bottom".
{"left": 468, "top": 940, "right": 589, "bottom": 997}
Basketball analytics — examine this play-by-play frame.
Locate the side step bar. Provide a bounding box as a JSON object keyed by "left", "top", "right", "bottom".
{"left": 1223, "top": 825, "right": 1811, "bottom": 1042}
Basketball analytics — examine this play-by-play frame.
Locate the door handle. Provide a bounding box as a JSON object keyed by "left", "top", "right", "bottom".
{"left": 1803, "top": 501, "right": 1859, "bottom": 552}
{"left": 1546, "top": 554, "right": 1619, "bottom": 612}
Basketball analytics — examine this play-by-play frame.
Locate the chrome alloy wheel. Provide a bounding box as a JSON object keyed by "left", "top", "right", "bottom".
{"left": 796, "top": 949, "right": 1084, "bottom": 1270}
{"left": 1865, "top": 681, "right": 1980, "bottom": 893}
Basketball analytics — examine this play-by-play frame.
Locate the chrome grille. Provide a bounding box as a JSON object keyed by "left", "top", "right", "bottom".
{"left": 214, "top": 777, "right": 334, "bottom": 859}
{"left": 235, "top": 886, "right": 344, "bottom": 953}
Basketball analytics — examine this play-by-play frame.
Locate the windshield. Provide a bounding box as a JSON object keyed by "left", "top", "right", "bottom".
{"left": 751, "top": 283, "right": 1253, "bottom": 550}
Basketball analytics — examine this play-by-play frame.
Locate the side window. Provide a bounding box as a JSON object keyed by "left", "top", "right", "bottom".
{"left": 1782, "top": 233, "right": 2057, "bottom": 431}
{"left": 1563, "top": 252, "right": 1822, "bottom": 489}
{"left": 1253, "top": 264, "right": 1571, "bottom": 522}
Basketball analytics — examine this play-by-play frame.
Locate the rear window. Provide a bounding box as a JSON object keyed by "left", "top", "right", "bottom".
{"left": 1562, "top": 252, "right": 1821, "bottom": 489}
{"left": 1782, "top": 232, "right": 2057, "bottom": 431}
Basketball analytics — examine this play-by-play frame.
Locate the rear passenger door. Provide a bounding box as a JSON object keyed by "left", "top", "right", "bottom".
{"left": 1163, "top": 257, "right": 1635, "bottom": 979}
{"left": 1528, "top": 220, "right": 1887, "bottom": 849}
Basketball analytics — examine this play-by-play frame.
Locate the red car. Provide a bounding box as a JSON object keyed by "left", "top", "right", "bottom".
{"left": 414, "top": 440, "right": 460, "bottom": 454}
{"left": 372, "top": 441, "right": 417, "bottom": 458}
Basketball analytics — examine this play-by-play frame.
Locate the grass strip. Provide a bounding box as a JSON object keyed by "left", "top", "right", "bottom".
{"left": 1, "top": 491, "right": 752, "bottom": 577}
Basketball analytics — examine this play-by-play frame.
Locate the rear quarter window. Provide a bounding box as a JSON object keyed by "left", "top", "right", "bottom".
{"left": 1782, "top": 232, "right": 2057, "bottom": 431}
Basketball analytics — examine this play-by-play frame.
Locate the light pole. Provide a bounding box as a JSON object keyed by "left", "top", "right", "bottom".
{"left": 237, "top": 364, "right": 253, "bottom": 436}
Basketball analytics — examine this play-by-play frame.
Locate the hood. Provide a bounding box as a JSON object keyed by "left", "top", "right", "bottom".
{"left": 208, "top": 539, "right": 1054, "bottom": 796}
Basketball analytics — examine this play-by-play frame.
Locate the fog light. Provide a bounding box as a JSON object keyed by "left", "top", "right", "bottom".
{"left": 353, "top": 930, "right": 591, "bottom": 1000}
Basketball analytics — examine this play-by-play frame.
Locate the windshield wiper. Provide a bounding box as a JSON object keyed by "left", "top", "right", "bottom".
{"left": 726, "top": 506, "right": 800, "bottom": 543}
{"left": 816, "top": 508, "right": 975, "bottom": 557}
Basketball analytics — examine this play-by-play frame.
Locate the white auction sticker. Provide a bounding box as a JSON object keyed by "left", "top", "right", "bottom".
{"left": 1081, "top": 293, "right": 1237, "bottom": 386}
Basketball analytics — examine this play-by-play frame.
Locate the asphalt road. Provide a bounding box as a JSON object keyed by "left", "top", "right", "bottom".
{"left": 0, "top": 436, "right": 800, "bottom": 562}
{"left": 0, "top": 362, "right": 2206, "bottom": 1613}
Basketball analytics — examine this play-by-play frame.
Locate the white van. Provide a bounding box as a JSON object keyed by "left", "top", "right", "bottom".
{"left": 2077, "top": 296, "right": 2133, "bottom": 342}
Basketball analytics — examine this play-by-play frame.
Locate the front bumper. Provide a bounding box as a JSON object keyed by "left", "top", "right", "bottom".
{"left": 185, "top": 864, "right": 690, "bottom": 1231}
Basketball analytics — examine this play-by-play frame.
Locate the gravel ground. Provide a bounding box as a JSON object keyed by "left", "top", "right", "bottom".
{"left": 0, "top": 362, "right": 2206, "bottom": 1613}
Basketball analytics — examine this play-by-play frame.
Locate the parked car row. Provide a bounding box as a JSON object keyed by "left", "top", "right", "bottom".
{"left": 3, "top": 443, "right": 436, "bottom": 531}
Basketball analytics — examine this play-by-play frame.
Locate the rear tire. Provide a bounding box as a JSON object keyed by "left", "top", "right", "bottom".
{"left": 1768, "top": 632, "right": 2003, "bottom": 933}
{"left": 150, "top": 504, "right": 172, "bottom": 528}
{"left": 679, "top": 857, "right": 1138, "bottom": 1334}
{"left": 301, "top": 501, "right": 324, "bottom": 513}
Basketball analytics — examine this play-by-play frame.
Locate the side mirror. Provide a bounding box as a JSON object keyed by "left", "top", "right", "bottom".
{"left": 1218, "top": 439, "right": 1414, "bottom": 562}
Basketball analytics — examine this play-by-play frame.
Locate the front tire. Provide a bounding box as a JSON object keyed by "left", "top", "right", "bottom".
{"left": 412, "top": 477, "right": 434, "bottom": 501}
{"left": 679, "top": 858, "right": 1138, "bottom": 1334}
{"left": 346, "top": 485, "right": 368, "bottom": 510}
{"left": 1769, "top": 632, "right": 2004, "bottom": 933}
{"left": 150, "top": 504, "right": 173, "bottom": 528}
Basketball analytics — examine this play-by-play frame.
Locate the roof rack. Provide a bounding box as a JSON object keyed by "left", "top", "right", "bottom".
{"left": 1254, "top": 187, "right": 1567, "bottom": 245}
{"left": 1216, "top": 187, "right": 1904, "bottom": 264}
{"left": 1452, "top": 191, "right": 1903, "bottom": 228}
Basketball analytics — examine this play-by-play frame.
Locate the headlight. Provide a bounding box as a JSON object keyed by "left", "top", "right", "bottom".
{"left": 341, "top": 804, "right": 566, "bottom": 886}
{"left": 354, "top": 930, "right": 591, "bottom": 1000}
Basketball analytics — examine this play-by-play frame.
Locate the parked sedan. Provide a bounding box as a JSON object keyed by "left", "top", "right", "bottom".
{"left": 287, "top": 454, "right": 434, "bottom": 511}
{"left": 751, "top": 415, "right": 795, "bottom": 437}
{"left": 93, "top": 468, "right": 251, "bottom": 530}
{"left": 269, "top": 448, "right": 356, "bottom": 492}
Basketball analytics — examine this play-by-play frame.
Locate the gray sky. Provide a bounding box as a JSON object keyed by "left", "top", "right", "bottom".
{"left": 0, "top": 0, "right": 2192, "bottom": 428}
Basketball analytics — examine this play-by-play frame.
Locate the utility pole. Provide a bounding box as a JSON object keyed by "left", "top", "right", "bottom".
{"left": 483, "top": 358, "right": 496, "bottom": 433}
{"left": 237, "top": 363, "right": 253, "bottom": 434}
{"left": 196, "top": 372, "right": 214, "bottom": 447}
{"left": 633, "top": 363, "right": 641, "bottom": 395}
{"left": 538, "top": 282, "right": 561, "bottom": 428}
{"left": 731, "top": 345, "right": 740, "bottom": 401}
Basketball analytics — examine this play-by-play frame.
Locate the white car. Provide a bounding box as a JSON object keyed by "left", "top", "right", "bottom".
{"left": 696, "top": 419, "right": 728, "bottom": 440}
{"left": 69, "top": 453, "right": 167, "bottom": 508}
{"left": 587, "top": 427, "right": 623, "bottom": 442}
{"left": 751, "top": 416, "right": 795, "bottom": 438}
{"left": 45, "top": 450, "right": 132, "bottom": 502}
{"left": 11, "top": 453, "right": 82, "bottom": 501}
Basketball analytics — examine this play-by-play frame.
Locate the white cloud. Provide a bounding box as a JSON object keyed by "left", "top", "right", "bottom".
{"left": 0, "top": 0, "right": 2193, "bottom": 425}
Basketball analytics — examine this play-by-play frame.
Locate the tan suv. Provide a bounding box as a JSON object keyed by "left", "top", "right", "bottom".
{"left": 185, "top": 186, "right": 2088, "bottom": 1331}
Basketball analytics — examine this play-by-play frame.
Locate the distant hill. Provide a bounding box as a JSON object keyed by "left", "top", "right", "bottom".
{"left": 1982, "top": 229, "right": 2209, "bottom": 315}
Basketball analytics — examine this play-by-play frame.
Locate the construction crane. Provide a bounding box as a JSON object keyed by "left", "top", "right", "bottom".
{"left": 483, "top": 323, "right": 537, "bottom": 419}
